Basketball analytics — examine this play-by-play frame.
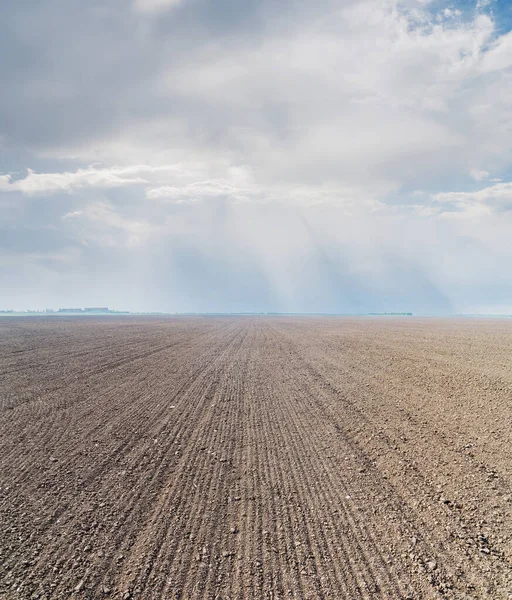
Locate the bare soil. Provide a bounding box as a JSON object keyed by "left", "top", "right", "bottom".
{"left": 1, "top": 317, "right": 511, "bottom": 599}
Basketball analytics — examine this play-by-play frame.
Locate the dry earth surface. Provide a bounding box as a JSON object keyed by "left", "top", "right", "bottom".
{"left": 1, "top": 316, "right": 512, "bottom": 600}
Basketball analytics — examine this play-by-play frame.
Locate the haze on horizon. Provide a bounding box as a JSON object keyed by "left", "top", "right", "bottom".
{"left": 2, "top": 0, "right": 512, "bottom": 314}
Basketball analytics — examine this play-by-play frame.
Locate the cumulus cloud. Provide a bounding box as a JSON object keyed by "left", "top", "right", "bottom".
{"left": 479, "top": 29, "right": 512, "bottom": 73}
{"left": 2, "top": 0, "right": 511, "bottom": 184}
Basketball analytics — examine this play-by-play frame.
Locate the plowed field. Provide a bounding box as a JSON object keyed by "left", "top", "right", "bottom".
{"left": 1, "top": 317, "right": 511, "bottom": 599}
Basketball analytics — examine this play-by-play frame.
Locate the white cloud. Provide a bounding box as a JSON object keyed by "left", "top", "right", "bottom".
{"left": 441, "top": 8, "right": 462, "bottom": 19}
{"left": 63, "top": 201, "right": 153, "bottom": 247}
{"left": 0, "top": 165, "right": 182, "bottom": 195}
{"left": 147, "top": 180, "right": 255, "bottom": 204}
{"left": 16, "top": 0, "right": 512, "bottom": 194}
{"left": 61, "top": 210, "right": 84, "bottom": 219}
{"left": 140, "top": 2, "right": 506, "bottom": 189}
{"left": 433, "top": 181, "right": 512, "bottom": 214}
{"left": 469, "top": 168, "right": 490, "bottom": 181}
{"left": 4, "top": 0, "right": 512, "bottom": 312}
{"left": 133, "top": 0, "right": 183, "bottom": 13}
{"left": 479, "top": 29, "right": 512, "bottom": 74}
{"left": 146, "top": 179, "right": 391, "bottom": 210}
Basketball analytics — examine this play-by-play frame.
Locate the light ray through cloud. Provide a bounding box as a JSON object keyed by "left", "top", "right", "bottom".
{"left": 2, "top": 0, "right": 512, "bottom": 313}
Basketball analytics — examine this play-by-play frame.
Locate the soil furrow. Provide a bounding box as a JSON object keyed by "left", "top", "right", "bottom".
{"left": 2, "top": 316, "right": 511, "bottom": 599}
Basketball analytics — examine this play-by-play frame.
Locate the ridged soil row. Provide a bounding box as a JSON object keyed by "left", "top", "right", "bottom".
{"left": 5, "top": 320, "right": 226, "bottom": 411}
{"left": 259, "top": 323, "right": 363, "bottom": 600}
{"left": 227, "top": 323, "right": 411, "bottom": 599}
{"left": 240, "top": 326, "right": 349, "bottom": 599}
{"left": 173, "top": 322, "right": 253, "bottom": 599}
{"left": 1, "top": 320, "right": 234, "bottom": 496}
{"left": 229, "top": 324, "right": 279, "bottom": 600}
{"left": 0, "top": 325, "right": 186, "bottom": 405}
{"left": 0, "top": 322, "right": 226, "bottom": 480}
{"left": 273, "top": 323, "right": 512, "bottom": 598}
{"left": 303, "top": 336, "right": 512, "bottom": 597}
{"left": 1, "top": 321, "right": 234, "bottom": 552}
{"left": 265, "top": 325, "right": 415, "bottom": 599}
{"left": 274, "top": 326, "right": 471, "bottom": 593}
{"left": 4, "top": 318, "right": 511, "bottom": 599}
{"left": 71, "top": 321, "right": 248, "bottom": 599}
{"left": 106, "top": 321, "right": 252, "bottom": 599}
{"left": 3, "top": 329, "right": 200, "bottom": 596}
{"left": 325, "top": 334, "right": 512, "bottom": 499}
{"left": 1, "top": 321, "right": 243, "bottom": 599}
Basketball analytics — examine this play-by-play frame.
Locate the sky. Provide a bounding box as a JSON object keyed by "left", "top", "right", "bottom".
{"left": 1, "top": 0, "right": 512, "bottom": 314}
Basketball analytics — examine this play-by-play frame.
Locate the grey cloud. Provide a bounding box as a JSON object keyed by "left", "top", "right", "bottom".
{"left": 3, "top": 0, "right": 512, "bottom": 313}
{"left": 1, "top": 1, "right": 163, "bottom": 148}
{"left": 0, "top": 0, "right": 314, "bottom": 151}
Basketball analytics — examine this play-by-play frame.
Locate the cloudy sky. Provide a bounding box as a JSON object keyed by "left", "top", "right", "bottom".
{"left": 2, "top": 0, "right": 512, "bottom": 313}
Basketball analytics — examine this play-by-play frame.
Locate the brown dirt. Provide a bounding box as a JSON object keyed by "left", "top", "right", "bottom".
{"left": 1, "top": 316, "right": 511, "bottom": 599}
